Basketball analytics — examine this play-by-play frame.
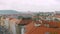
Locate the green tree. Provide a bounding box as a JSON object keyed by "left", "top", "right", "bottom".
{"left": 18, "top": 16, "right": 23, "bottom": 19}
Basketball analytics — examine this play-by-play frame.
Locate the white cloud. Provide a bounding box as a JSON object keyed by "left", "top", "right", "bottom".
{"left": 0, "top": 0, "right": 60, "bottom": 12}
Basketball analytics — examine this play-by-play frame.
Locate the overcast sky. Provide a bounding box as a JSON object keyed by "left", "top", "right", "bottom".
{"left": 0, "top": 0, "right": 60, "bottom": 12}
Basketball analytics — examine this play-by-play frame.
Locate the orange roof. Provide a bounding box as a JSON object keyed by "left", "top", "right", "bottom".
{"left": 25, "top": 21, "right": 60, "bottom": 34}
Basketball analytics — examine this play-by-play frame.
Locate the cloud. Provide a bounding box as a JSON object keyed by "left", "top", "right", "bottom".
{"left": 0, "top": 0, "right": 60, "bottom": 12}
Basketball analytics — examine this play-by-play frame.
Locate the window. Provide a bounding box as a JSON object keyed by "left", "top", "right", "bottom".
{"left": 44, "top": 24, "right": 49, "bottom": 27}
{"left": 45, "top": 17, "right": 52, "bottom": 21}
{"left": 34, "top": 23, "right": 41, "bottom": 27}
{"left": 54, "top": 18, "right": 60, "bottom": 21}
{"left": 19, "top": 25, "right": 26, "bottom": 34}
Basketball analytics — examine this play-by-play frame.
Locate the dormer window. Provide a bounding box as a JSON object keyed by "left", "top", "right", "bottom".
{"left": 34, "top": 23, "right": 41, "bottom": 27}
{"left": 34, "top": 20, "right": 42, "bottom": 27}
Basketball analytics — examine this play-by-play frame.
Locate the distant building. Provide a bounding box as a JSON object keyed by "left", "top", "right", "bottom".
{"left": 55, "top": 11, "right": 60, "bottom": 15}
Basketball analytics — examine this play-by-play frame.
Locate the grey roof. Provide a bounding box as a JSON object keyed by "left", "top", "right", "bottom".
{"left": 0, "top": 10, "right": 19, "bottom": 14}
